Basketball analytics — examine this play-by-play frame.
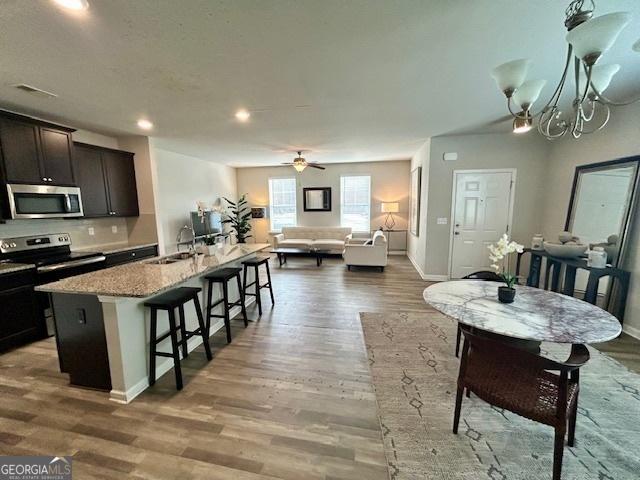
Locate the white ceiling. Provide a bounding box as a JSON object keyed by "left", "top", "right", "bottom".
{"left": 1, "top": 0, "right": 639, "bottom": 167}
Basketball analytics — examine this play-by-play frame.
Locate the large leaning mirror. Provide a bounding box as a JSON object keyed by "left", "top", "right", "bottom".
{"left": 566, "top": 156, "right": 640, "bottom": 269}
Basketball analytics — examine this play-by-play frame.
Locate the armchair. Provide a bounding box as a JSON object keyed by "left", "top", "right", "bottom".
{"left": 344, "top": 230, "right": 388, "bottom": 271}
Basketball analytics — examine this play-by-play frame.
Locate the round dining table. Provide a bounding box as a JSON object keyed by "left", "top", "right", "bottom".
{"left": 423, "top": 280, "right": 622, "bottom": 345}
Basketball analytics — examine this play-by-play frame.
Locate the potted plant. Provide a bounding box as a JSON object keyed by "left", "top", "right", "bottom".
{"left": 222, "top": 194, "right": 252, "bottom": 243}
{"left": 488, "top": 234, "right": 524, "bottom": 303}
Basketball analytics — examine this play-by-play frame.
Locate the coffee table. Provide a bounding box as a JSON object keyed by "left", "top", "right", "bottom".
{"left": 271, "top": 247, "right": 330, "bottom": 267}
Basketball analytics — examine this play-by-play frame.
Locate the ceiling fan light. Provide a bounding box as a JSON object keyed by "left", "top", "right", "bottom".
{"left": 491, "top": 59, "right": 531, "bottom": 96}
{"left": 513, "top": 114, "right": 532, "bottom": 134}
{"left": 512, "top": 79, "right": 547, "bottom": 109}
{"left": 294, "top": 163, "right": 306, "bottom": 173}
{"left": 566, "top": 12, "right": 631, "bottom": 65}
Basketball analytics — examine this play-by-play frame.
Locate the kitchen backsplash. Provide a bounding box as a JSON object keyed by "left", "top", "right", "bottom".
{"left": 0, "top": 217, "right": 129, "bottom": 249}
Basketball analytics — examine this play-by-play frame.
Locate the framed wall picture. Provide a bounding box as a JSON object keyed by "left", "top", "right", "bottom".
{"left": 409, "top": 167, "right": 421, "bottom": 236}
{"left": 303, "top": 187, "right": 332, "bottom": 211}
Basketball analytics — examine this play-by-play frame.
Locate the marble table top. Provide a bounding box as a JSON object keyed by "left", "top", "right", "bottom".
{"left": 423, "top": 280, "right": 622, "bottom": 344}
{"left": 37, "top": 243, "right": 269, "bottom": 298}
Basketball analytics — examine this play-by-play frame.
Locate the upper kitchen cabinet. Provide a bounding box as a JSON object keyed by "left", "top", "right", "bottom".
{"left": 0, "top": 111, "right": 76, "bottom": 186}
{"left": 73, "top": 142, "right": 139, "bottom": 218}
{"left": 102, "top": 150, "right": 139, "bottom": 217}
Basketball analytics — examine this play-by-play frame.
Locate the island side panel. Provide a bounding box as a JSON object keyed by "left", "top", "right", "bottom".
{"left": 100, "top": 257, "right": 256, "bottom": 404}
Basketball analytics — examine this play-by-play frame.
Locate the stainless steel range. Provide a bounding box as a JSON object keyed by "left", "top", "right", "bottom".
{"left": 0, "top": 233, "right": 105, "bottom": 337}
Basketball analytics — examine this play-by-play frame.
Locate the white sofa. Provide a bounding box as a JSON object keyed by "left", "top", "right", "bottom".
{"left": 272, "top": 226, "right": 352, "bottom": 254}
{"left": 344, "top": 230, "right": 388, "bottom": 271}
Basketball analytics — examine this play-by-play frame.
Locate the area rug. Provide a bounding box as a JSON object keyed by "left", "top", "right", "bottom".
{"left": 360, "top": 311, "right": 640, "bottom": 480}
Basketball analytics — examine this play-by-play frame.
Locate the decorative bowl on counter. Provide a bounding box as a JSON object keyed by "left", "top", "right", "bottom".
{"left": 543, "top": 241, "right": 588, "bottom": 258}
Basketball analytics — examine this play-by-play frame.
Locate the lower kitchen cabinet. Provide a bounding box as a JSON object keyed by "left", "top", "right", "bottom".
{"left": 0, "top": 269, "right": 43, "bottom": 352}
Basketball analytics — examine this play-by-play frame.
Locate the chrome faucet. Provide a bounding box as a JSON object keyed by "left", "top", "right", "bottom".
{"left": 176, "top": 224, "right": 196, "bottom": 253}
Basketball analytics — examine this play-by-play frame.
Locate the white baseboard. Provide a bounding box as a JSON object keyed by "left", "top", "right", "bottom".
{"left": 623, "top": 324, "right": 640, "bottom": 340}
{"left": 109, "top": 299, "right": 255, "bottom": 404}
{"left": 388, "top": 251, "right": 407, "bottom": 256}
{"left": 423, "top": 274, "right": 449, "bottom": 282}
{"left": 407, "top": 253, "right": 427, "bottom": 280}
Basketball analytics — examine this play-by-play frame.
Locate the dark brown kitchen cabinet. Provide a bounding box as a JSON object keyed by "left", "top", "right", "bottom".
{"left": 0, "top": 111, "right": 76, "bottom": 186}
{"left": 73, "top": 142, "right": 139, "bottom": 218}
{"left": 0, "top": 269, "right": 41, "bottom": 352}
{"left": 39, "top": 127, "right": 75, "bottom": 185}
{"left": 0, "top": 118, "right": 44, "bottom": 184}
{"left": 72, "top": 143, "right": 110, "bottom": 217}
{"left": 103, "top": 150, "right": 139, "bottom": 217}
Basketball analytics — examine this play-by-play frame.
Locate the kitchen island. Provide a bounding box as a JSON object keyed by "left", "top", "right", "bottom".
{"left": 37, "top": 243, "right": 269, "bottom": 403}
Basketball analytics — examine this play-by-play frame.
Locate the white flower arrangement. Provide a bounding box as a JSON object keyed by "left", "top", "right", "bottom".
{"left": 488, "top": 234, "right": 524, "bottom": 289}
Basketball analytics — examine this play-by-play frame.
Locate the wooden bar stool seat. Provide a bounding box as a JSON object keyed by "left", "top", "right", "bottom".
{"left": 205, "top": 267, "right": 248, "bottom": 344}
{"left": 242, "top": 256, "right": 274, "bottom": 317}
{"left": 144, "top": 286, "right": 212, "bottom": 391}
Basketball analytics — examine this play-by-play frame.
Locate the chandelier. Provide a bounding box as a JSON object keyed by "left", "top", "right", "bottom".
{"left": 491, "top": 0, "right": 640, "bottom": 140}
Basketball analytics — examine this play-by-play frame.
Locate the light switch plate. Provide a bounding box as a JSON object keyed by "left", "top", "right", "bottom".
{"left": 88, "top": 227, "right": 95, "bottom": 236}
{"left": 437, "top": 217, "right": 448, "bottom": 225}
{"left": 111, "top": 225, "right": 118, "bottom": 234}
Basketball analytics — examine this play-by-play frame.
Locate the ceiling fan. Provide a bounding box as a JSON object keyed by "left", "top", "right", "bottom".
{"left": 281, "top": 151, "right": 325, "bottom": 173}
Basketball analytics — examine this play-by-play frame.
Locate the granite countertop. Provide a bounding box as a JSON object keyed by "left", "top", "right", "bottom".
{"left": 423, "top": 280, "right": 622, "bottom": 344}
{"left": 37, "top": 243, "right": 270, "bottom": 298}
{"left": 0, "top": 262, "right": 36, "bottom": 275}
{"left": 73, "top": 241, "right": 159, "bottom": 255}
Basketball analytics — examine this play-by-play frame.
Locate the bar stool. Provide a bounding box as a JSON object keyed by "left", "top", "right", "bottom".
{"left": 144, "top": 287, "right": 212, "bottom": 390}
{"left": 205, "top": 267, "right": 248, "bottom": 344}
{"left": 242, "top": 256, "right": 274, "bottom": 316}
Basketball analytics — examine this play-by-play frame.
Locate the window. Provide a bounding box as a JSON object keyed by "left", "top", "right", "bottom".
{"left": 340, "top": 175, "right": 371, "bottom": 232}
{"left": 269, "top": 177, "right": 297, "bottom": 231}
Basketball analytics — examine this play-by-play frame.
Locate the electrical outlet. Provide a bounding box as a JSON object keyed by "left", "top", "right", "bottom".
{"left": 111, "top": 225, "right": 118, "bottom": 234}
{"left": 88, "top": 227, "right": 95, "bottom": 236}
{"left": 437, "top": 217, "right": 448, "bottom": 225}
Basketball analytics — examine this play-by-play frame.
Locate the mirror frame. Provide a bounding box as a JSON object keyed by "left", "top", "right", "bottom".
{"left": 303, "top": 187, "right": 332, "bottom": 212}
{"left": 565, "top": 155, "right": 640, "bottom": 268}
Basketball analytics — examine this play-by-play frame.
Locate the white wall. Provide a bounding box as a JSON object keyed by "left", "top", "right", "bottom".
{"left": 150, "top": 143, "right": 237, "bottom": 254}
{"left": 541, "top": 102, "right": 640, "bottom": 337}
{"left": 407, "top": 139, "right": 430, "bottom": 278}
{"left": 424, "top": 133, "right": 551, "bottom": 277}
{"left": 236, "top": 160, "right": 411, "bottom": 243}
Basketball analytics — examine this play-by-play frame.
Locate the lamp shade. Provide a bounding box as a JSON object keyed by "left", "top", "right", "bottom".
{"left": 491, "top": 59, "right": 531, "bottom": 95}
{"left": 566, "top": 12, "right": 631, "bottom": 64}
{"left": 512, "top": 79, "right": 547, "bottom": 109}
{"left": 381, "top": 202, "right": 399, "bottom": 213}
{"left": 580, "top": 63, "right": 620, "bottom": 94}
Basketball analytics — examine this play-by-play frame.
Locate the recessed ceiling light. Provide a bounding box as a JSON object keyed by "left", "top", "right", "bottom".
{"left": 235, "top": 109, "right": 251, "bottom": 122}
{"left": 137, "top": 119, "right": 153, "bottom": 130}
{"left": 53, "top": 0, "right": 89, "bottom": 10}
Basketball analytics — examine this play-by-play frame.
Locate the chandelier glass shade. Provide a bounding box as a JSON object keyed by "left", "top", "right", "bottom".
{"left": 491, "top": 0, "right": 640, "bottom": 140}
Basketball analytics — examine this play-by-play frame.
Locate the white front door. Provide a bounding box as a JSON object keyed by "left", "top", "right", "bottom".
{"left": 450, "top": 170, "right": 515, "bottom": 279}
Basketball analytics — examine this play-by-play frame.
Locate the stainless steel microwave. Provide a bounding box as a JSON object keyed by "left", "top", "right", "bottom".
{"left": 6, "top": 184, "right": 84, "bottom": 219}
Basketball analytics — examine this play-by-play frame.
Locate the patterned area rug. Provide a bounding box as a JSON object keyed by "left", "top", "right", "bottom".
{"left": 360, "top": 311, "right": 640, "bottom": 480}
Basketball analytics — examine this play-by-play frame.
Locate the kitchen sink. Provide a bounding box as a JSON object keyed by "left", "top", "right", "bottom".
{"left": 147, "top": 252, "right": 196, "bottom": 265}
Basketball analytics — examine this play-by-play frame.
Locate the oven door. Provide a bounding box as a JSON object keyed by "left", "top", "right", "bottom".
{"left": 7, "top": 184, "right": 84, "bottom": 219}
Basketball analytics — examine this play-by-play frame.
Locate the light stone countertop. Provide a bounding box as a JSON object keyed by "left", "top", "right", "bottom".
{"left": 0, "top": 262, "right": 36, "bottom": 275}
{"left": 424, "top": 280, "right": 622, "bottom": 344}
{"left": 37, "top": 243, "right": 270, "bottom": 298}
{"left": 73, "top": 241, "right": 159, "bottom": 255}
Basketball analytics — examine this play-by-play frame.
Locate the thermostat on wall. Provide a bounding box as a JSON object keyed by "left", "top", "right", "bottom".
{"left": 443, "top": 152, "right": 458, "bottom": 161}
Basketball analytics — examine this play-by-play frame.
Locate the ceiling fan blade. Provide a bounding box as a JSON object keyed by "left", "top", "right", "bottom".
{"left": 280, "top": 162, "right": 294, "bottom": 165}
{"left": 308, "top": 164, "right": 326, "bottom": 170}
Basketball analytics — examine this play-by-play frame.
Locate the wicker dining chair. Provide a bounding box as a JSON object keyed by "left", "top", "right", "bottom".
{"left": 453, "top": 326, "right": 590, "bottom": 480}
{"left": 454, "top": 271, "right": 504, "bottom": 357}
